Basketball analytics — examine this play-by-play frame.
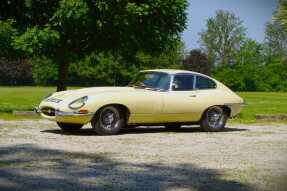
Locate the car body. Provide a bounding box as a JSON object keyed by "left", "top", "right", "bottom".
{"left": 37, "top": 69, "right": 244, "bottom": 134}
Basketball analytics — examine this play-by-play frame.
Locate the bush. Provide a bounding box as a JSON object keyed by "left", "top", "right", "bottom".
{"left": 212, "top": 58, "right": 287, "bottom": 92}
{"left": 30, "top": 56, "right": 58, "bottom": 85}
{"left": 0, "top": 58, "right": 33, "bottom": 85}
{"left": 69, "top": 52, "right": 130, "bottom": 86}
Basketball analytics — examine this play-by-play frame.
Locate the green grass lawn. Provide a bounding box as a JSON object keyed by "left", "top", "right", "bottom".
{"left": 0, "top": 86, "right": 286, "bottom": 123}
{"left": 0, "top": 86, "right": 56, "bottom": 113}
{"left": 232, "top": 92, "right": 287, "bottom": 123}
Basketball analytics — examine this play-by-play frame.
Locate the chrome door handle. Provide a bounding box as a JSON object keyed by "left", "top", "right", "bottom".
{"left": 189, "top": 95, "right": 197, "bottom": 97}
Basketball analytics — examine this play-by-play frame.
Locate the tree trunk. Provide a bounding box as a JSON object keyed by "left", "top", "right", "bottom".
{"left": 55, "top": 46, "right": 70, "bottom": 92}
{"left": 57, "top": 61, "right": 69, "bottom": 92}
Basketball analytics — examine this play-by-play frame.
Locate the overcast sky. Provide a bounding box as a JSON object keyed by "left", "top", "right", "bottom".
{"left": 182, "top": 0, "right": 278, "bottom": 50}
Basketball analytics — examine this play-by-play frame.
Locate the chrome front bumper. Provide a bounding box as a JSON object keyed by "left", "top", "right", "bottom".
{"left": 34, "top": 107, "right": 94, "bottom": 116}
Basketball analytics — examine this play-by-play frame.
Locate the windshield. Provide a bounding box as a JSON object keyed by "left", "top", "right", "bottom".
{"left": 129, "top": 72, "right": 171, "bottom": 91}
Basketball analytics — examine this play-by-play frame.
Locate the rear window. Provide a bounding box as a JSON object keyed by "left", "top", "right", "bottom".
{"left": 196, "top": 76, "right": 216, "bottom": 89}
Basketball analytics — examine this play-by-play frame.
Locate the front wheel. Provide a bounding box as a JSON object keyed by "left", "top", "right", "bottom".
{"left": 57, "top": 122, "right": 83, "bottom": 131}
{"left": 91, "top": 105, "right": 125, "bottom": 135}
{"left": 200, "top": 106, "right": 228, "bottom": 132}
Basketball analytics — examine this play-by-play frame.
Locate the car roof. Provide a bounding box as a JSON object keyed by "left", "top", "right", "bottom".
{"left": 141, "top": 69, "right": 210, "bottom": 77}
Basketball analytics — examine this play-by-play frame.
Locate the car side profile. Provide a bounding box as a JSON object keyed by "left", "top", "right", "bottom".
{"left": 37, "top": 69, "right": 244, "bottom": 135}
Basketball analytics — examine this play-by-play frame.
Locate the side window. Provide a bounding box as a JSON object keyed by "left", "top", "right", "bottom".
{"left": 172, "top": 74, "right": 194, "bottom": 91}
{"left": 157, "top": 75, "right": 171, "bottom": 90}
{"left": 196, "top": 75, "right": 216, "bottom": 89}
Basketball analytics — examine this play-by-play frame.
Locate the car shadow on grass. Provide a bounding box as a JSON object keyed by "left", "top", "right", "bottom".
{"left": 41, "top": 126, "right": 248, "bottom": 136}
{"left": 0, "top": 144, "right": 252, "bottom": 191}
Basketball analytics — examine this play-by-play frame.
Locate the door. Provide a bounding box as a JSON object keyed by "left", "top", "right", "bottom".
{"left": 161, "top": 74, "right": 219, "bottom": 122}
{"left": 159, "top": 74, "right": 201, "bottom": 122}
{"left": 126, "top": 72, "right": 170, "bottom": 123}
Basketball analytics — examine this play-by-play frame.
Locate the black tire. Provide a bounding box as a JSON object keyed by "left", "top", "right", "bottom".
{"left": 91, "top": 105, "right": 125, "bottom": 135}
{"left": 165, "top": 123, "right": 182, "bottom": 130}
{"left": 57, "top": 122, "right": 83, "bottom": 131}
{"left": 200, "top": 106, "right": 228, "bottom": 132}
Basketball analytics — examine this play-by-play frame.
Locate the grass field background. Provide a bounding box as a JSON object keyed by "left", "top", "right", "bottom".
{"left": 0, "top": 86, "right": 286, "bottom": 123}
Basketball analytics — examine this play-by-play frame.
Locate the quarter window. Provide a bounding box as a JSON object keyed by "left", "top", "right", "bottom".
{"left": 172, "top": 74, "right": 194, "bottom": 91}
{"left": 196, "top": 76, "right": 216, "bottom": 89}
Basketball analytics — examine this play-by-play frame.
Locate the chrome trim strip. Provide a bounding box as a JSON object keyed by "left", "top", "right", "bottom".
{"left": 168, "top": 74, "right": 174, "bottom": 91}
{"left": 55, "top": 110, "right": 95, "bottom": 116}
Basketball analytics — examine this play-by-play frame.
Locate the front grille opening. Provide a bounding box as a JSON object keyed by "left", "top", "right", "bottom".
{"left": 41, "top": 107, "right": 55, "bottom": 116}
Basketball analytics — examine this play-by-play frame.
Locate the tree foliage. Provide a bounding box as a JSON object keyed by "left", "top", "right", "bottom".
{"left": 2, "top": 2, "right": 287, "bottom": 92}
{"left": 275, "top": 0, "right": 287, "bottom": 31}
{"left": 0, "top": 19, "right": 18, "bottom": 58}
{"left": 1, "top": 0, "right": 187, "bottom": 91}
{"left": 199, "top": 10, "right": 246, "bottom": 66}
{"left": 202, "top": 8, "right": 287, "bottom": 92}
{"left": 29, "top": 40, "right": 184, "bottom": 87}
{"left": 0, "top": 58, "right": 33, "bottom": 85}
{"left": 135, "top": 40, "right": 184, "bottom": 70}
{"left": 265, "top": 21, "right": 287, "bottom": 57}
{"left": 183, "top": 49, "right": 211, "bottom": 75}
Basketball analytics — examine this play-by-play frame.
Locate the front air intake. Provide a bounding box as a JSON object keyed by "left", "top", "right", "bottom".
{"left": 41, "top": 107, "right": 56, "bottom": 116}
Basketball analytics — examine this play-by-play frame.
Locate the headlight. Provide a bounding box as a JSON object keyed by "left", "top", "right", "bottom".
{"left": 68, "top": 96, "right": 88, "bottom": 109}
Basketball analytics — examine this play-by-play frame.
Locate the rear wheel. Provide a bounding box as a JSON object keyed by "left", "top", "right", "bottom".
{"left": 200, "top": 106, "right": 228, "bottom": 132}
{"left": 57, "top": 122, "right": 83, "bottom": 131}
{"left": 91, "top": 105, "right": 125, "bottom": 135}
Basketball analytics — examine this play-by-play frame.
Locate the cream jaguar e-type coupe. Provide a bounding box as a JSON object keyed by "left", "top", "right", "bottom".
{"left": 37, "top": 69, "right": 244, "bottom": 135}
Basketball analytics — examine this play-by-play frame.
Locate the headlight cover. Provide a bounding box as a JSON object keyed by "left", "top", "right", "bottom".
{"left": 43, "top": 93, "right": 53, "bottom": 100}
{"left": 68, "top": 96, "right": 88, "bottom": 109}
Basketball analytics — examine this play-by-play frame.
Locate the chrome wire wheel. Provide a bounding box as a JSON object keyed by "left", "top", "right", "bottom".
{"left": 207, "top": 107, "right": 224, "bottom": 129}
{"left": 99, "top": 107, "right": 120, "bottom": 130}
{"left": 92, "top": 105, "right": 125, "bottom": 135}
{"left": 200, "top": 106, "right": 227, "bottom": 132}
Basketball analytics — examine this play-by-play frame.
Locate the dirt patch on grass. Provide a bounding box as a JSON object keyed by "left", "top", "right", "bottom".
{"left": 0, "top": 120, "right": 287, "bottom": 191}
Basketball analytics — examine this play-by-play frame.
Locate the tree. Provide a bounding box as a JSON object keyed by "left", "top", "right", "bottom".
{"left": 24, "top": 39, "right": 184, "bottom": 87}
{"left": 0, "top": 19, "right": 18, "bottom": 59}
{"left": 0, "top": 19, "right": 32, "bottom": 86}
{"left": 199, "top": 10, "right": 246, "bottom": 66}
{"left": 212, "top": 39, "right": 263, "bottom": 91}
{"left": 1, "top": 0, "right": 187, "bottom": 91}
{"left": 183, "top": 49, "right": 211, "bottom": 75}
{"left": 69, "top": 52, "right": 124, "bottom": 86}
{"left": 265, "top": 21, "right": 287, "bottom": 57}
{"left": 235, "top": 39, "right": 264, "bottom": 91}
{"left": 135, "top": 40, "right": 184, "bottom": 70}
{"left": 275, "top": 0, "right": 287, "bottom": 31}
